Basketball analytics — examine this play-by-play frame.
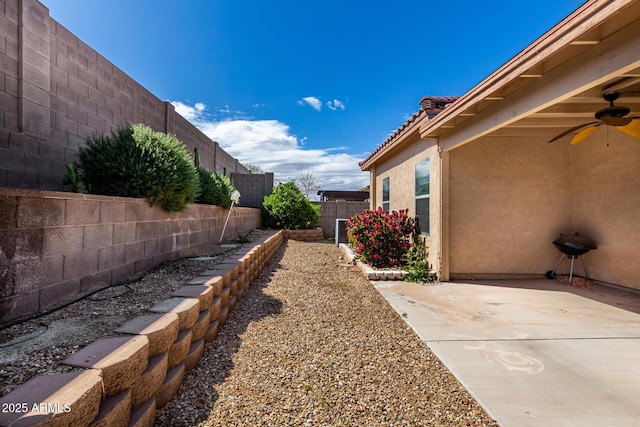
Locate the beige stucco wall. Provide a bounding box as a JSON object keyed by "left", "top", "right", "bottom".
{"left": 569, "top": 131, "right": 640, "bottom": 289}
{"left": 448, "top": 131, "right": 640, "bottom": 291}
{"left": 372, "top": 138, "right": 443, "bottom": 276}
{"left": 448, "top": 134, "right": 573, "bottom": 277}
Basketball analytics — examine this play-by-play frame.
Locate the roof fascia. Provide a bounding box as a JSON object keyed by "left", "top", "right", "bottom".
{"left": 418, "top": 0, "right": 636, "bottom": 142}
{"left": 359, "top": 110, "right": 427, "bottom": 171}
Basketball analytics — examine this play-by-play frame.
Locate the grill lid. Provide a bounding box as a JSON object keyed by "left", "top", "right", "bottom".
{"left": 553, "top": 232, "right": 597, "bottom": 250}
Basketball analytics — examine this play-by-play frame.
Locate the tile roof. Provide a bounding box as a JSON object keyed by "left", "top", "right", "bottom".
{"left": 359, "top": 96, "right": 459, "bottom": 168}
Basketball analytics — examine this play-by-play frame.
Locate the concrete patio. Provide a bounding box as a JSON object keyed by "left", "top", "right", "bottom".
{"left": 372, "top": 279, "right": 640, "bottom": 426}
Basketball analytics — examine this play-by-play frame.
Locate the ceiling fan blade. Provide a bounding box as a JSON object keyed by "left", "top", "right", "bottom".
{"left": 601, "top": 116, "right": 632, "bottom": 126}
{"left": 616, "top": 118, "right": 640, "bottom": 138}
{"left": 547, "top": 122, "right": 600, "bottom": 143}
{"left": 570, "top": 124, "right": 602, "bottom": 145}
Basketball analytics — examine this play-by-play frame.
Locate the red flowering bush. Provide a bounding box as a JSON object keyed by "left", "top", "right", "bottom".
{"left": 346, "top": 208, "right": 415, "bottom": 268}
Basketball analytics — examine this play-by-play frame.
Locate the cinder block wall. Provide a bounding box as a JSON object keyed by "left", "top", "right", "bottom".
{"left": 0, "top": 0, "right": 249, "bottom": 191}
{"left": 231, "top": 172, "right": 274, "bottom": 208}
{"left": 0, "top": 187, "right": 262, "bottom": 324}
{"left": 313, "top": 201, "right": 369, "bottom": 237}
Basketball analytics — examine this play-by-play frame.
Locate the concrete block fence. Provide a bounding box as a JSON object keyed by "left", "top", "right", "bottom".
{"left": 0, "top": 187, "right": 262, "bottom": 324}
{"left": 0, "top": 0, "right": 249, "bottom": 192}
{"left": 312, "top": 201, "right": 369, "bottom": 238}
{"left": 0, "top": 230, "right": 284, "bottom": 427}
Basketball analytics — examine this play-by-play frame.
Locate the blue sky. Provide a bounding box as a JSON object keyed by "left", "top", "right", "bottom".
{"left": 43, "top": 0, "right": 585, "bottom": 192}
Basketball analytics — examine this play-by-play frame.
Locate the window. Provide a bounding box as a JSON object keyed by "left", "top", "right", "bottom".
{"left": 415, "top": 159, "right": 430, "bottom": 234}
{"left": 382, "top": 177, "right": 390, "bottom": 212}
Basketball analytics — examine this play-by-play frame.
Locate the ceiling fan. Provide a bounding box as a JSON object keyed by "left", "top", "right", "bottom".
{"left": 548, "top": 91, "right": 640, "bottom": 144}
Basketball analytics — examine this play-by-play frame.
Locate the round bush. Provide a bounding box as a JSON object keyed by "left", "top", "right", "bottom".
{"left": 76, "top": 124, "right": 200, "bottom": 212}
{"left": 346, "top": 208, "right": 414, "bottom": 268}
{"left": 197, "top": 168, "right": 235, "bottom": 209}
{"left": 263, "top": 182, "right": 320, "bottom": 230}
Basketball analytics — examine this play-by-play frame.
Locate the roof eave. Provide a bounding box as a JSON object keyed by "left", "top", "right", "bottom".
{"left": 419, "top": 0, "right": 635, "bottom": 141}
{"left": 359, "top": 109, "right": 427, "bottom": 171}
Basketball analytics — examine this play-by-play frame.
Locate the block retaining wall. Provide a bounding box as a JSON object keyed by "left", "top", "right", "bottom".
{"left": 282, "top": 228, "right": 324, "bottom": 242}
{"left": 0, "top": 230, "right": 284, "bottom": 427}
{"left": 0, "top": 187, "right": 262, "bottom": 324}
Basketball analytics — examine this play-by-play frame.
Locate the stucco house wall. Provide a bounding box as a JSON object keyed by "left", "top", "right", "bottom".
{"left": 360, "top": 0, "right": 640, "bottom": 292}
{"left": 569, "top": 132, "right": 640, "bottom": 288}
{"left": 372, "top": 137, "right": 443, "bottom": 277}
{"left": 448, "top": 134, "right": 573, "bottom": 278}
{"left": 446, "top": 131, "right": 640, "bottom": 289}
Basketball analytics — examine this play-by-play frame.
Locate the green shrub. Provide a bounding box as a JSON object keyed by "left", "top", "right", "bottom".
{"left": 193, "top": 148, "right": 235, "bottom": 209}
{"left": 73, "top": 124, "right": 200, "bottom": 212}
{"left": 196, "top": 168, "right": 235, "bottom": 208}
{"left": 403, "top": 241, "right": 437, "bottom": 283}
{"left": 263, "top": 182, "right": 320, "bottom": 229}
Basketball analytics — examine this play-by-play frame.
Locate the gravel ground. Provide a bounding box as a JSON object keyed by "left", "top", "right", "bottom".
{"left": 1, "top": 235, "right": 498, "bottom": 426}
{"left": 156, "top": 240, "right": 498, "bottom": 426}
{"left": 0, "top": 237, "right": 257, "bottom": 398}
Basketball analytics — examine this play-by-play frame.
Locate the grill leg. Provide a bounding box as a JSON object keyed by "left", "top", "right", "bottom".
{"left": 569, "top": 256, "right": 577, "bottom": 283}
{"left": 552, "top": 254, "right": 566, "bottom": 274}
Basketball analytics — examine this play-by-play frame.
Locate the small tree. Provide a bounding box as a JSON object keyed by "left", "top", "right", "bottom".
{"left": 295, "top": 169, "right": 320, "bottom": 199}
{"left": 263, "top": 182, "right": 320, "bottom": 229}
{"left": 245, "top": 163, "right": 264, "bottom": 174}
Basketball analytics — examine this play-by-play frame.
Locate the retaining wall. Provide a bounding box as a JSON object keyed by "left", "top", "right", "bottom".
{"left": 0, "top": 187, "right": 261, "bottom": 324}
{"left": 282, "top": 228, "right": 325, "bottom": 242}
{"left": 0, "top": 231, "right": 284, "bottom": 427}
{"left": 0, "top": 0, "right": 249, "bottom": 192}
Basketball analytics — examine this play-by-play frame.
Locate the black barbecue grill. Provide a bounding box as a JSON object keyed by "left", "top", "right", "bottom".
{"left": 545, "top": 232, "right": 597, "bottom": 282}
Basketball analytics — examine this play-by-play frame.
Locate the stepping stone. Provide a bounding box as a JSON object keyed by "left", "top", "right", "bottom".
{"left": 115, "top": 313, "right": 179, "bottom": 357}
{"left": 171, "top": 285, "right": 213, "bottom": 312}
{"left": 188, "top": 256, "right": 215, "bottom": 261}
{"left": 0, "top": 370, "right": 102, "bottom": 427}
{"left": 63, "top": 336, "right": 149, "bottom": 396}
{"left": 149, "top": 298, "right": 199, "bottom": 331}
{"left": 195, "top": 270, "right": 231, "bottom": 287}
{"left": 90, "top": 388, "right": 131, "bottom": 427}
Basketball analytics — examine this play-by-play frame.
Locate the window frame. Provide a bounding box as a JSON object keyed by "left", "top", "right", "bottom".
{"left": 414, "top": 158, "right": 430, "bottom": 235}
{"left": 382, "top": 176, "right": 390, "bottom": 212}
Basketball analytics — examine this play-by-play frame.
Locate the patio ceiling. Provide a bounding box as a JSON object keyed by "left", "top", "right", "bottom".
{"left": 420, "top": 0, "right": 640, "bottom": 150}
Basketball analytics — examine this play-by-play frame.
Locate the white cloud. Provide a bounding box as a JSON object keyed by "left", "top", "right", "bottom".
{"left": 171, "top": 101, "right": 370, "bottom": 193}
{"left": 299, "top": 96, "right": 323, "bottom": 111}
{"left": 327, "top": 99, "right": 346, "bottom": 111}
